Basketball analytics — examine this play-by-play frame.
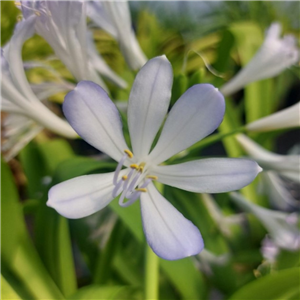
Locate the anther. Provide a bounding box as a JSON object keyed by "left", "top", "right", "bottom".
{"left": 138, "top": 162, "right": 146, "bottom": 172}
{"left": 35, "top": 11, "right": 41, "bottom": 16}
{"left": 124, "top": 149, "right": 133, "bottom": 158}
{"left": 135, "top": 188, "right": 147, "bottom": 193}
{"left": 146, "top": 175, "right": 158, "bottom": 180}
{"left": 122, "top": 175, "right": 128, "bottom": 181}
{"left": 14, "top": 2, "right": 21, "bottom": 6}
{"left": 130, "top": 164, "right": 139, "bottom": 170}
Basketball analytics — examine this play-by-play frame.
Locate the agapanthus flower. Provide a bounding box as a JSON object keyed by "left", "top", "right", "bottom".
{"left": 2, "top": 113, "right": 42, "bottom": 161}
{"left": 261, "top": 172, "right": 300, "bottom": 211}
{"left": 236, "top": 134, "right": 299, "bottom": 182}
{"left": 48, "top": 56, "right": 261, "bottom": 260}
{"left": 17, "top": 1, "right": 126, "bottom": 89}
{"left": 221, "top": 23, "right": 299, "bottom": 96}
{"left": 87, "top": 0, "right": 147, "bottom": 70}
{"left": 230, "top": 192, "right": 300, "bottom": 251}
{"left": 1, "top": 17, "right": 76, "bottom": 140}
{"left": 246, "top": 102, "right": 300, "bottom": 132}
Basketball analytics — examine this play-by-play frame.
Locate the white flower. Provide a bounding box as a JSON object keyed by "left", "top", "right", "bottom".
{"left": 2, "top": 113, "right": 42, "bottom": 161}
{"left": 1, "top": 17, "right": 76, "bottom": 139}
{"left": 260, "top": 236, "right": 280, "bottom": 263}
{"left": 230, "top": 192, "right": 300, "bottom": 251}
{"left": 221, "top": 23, "right": 299, "bottom": 96}
{"left": 246, "top": 102, "right": 300, "bottom": 132}
{"left": 17, "top": 1, "right": 126, "bottom": 89}
{"left": 87, "top": 0, "right": 147, "bottom": 70}
{"left": 47, "top": 56, "right": 261, "bottom": 260}
{"left": 260, "top": 172, "right": 300, "bottom": 211}
{"left": 236, "top": 134, "right": 299, "bottom": 183}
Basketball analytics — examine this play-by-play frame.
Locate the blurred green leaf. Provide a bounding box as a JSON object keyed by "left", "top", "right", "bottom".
{"left": 37, "top": 139, "right": 75, "bottom": 174}
{"left": 1, "top": 275, "right": 22, "bottom": 300}
{"left": 67, "top": 285, "right": 141, "bottom": 300}
{"left": 1, "top": 158, "right": 27, "bottom": 263}
{"left": 32, "top": 139, "right": 77, "bottom": 297}
{"left": 228, "top": 268, "right": 300, "bottom": 300}
{"left": 19, "top": 142, "right": 48, "bottom": 199}
{"left": 170, "top": 73, "right": 188, "bottom": 106}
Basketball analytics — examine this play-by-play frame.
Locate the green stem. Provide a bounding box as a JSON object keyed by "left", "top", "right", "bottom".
{"left": 188, "top": 126, "right": 246, "bottom": 156}
{"left": 144, "top": 244, "right": 159, "bottom": 300}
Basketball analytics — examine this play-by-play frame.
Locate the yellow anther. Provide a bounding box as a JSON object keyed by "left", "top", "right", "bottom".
{"left": 124, "top": 149, "right": 133, "bottom": 158}
{"left": 122, "top": 175, "right": 128, "bottom": 181}
{"left": 135, "top": 188, "right": 147, "bottom": 193}
{"left": 138, "top": 162, "right": 146, "bottom": 172}
{"left": 146, "top": 175, "right": 158, "bottom": 180}
{"left": 14, "top": 2, "right": 21, "bottom": 6}
{"left": 35, "top": 11, "right": 41, "bottom": 16}
{"left": 130, "top": 164, "right": 139, "bottom": 170}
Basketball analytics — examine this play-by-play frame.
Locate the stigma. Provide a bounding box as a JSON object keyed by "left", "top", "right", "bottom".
{"left": 112, "top": 149, "right": 157, "bottom": 207}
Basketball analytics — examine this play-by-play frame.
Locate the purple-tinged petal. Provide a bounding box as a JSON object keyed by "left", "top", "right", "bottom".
{"left": 149, "top": 84, "right": 225, "bottom": 164}
{"left": 151, "top": 158, "right": 262, "bottom": 193}
{"left": 128, "top": 56, "right": 173, "bottom": 160}
{"left": 47, "top": 172, "right": 121, "bottom": 219}
{"left": 63, "top": 81, "right": 129, "bottom": 162}
{"left": 140, "top": 183, "right": 204, "bottom": 260}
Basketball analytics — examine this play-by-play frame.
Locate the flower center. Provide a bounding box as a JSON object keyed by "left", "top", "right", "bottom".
{"left": 112, "top": 149, "right": 157, "bottom": 207}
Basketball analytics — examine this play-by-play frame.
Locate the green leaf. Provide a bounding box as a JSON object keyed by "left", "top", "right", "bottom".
{"left": 37, "top": 139, "right": 75, "bottom": 174}
{"left": 19, "top": 141, "right": 47, "bottom": 199}
{"left": 31, "top": 139, "right": 77, "bottom": 297}
{"left": 1, "top": 159, "right": 27, "bottom": 263}
{"left": 67, "top": 285, "right": 141, "bottom": 300}
{"left": 1, "top": 275, "right": 22, "bottom": 300}
{"left": 228, "top": 268, "right": 300, "bottom": 300}
{"left": 53, "top": 156, "right": 115, "bottom": 183}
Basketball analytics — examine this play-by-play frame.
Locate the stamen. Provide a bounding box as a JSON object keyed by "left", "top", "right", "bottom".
{"left": 126, "top": 172, "right": 142, "bottom": 197}
{"left": 14, "top": 1, "right": 21, "bottom": 6}
{"left": 146, "top": 175, "right": 158, "bottom": 180}
{"left": 113, "top": 153, "right": 127, "bottom": 185}
{"left": 122, "top": 175, "right": 128, "bottom": 181}
{"left": 123, "top": 168, "right": 134, "bottom": 191}
{"left": 135, "top": 188, "right": 147, "bottom": 193}
{"left": 124, "top": 149, "right": 133, "bottom": 158}
{"left": 138, "top": 162, "right": 146, "bottom": 172}
{"left": 130, "top": 164, "right": 139, "bottom": 170}
{"left": 112, "top": 179, "right": 123, "bottom": 198}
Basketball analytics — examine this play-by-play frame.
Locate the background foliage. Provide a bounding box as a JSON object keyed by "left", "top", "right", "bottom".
{"left": 1, "top": 1, "right": 299, "bottom": 300}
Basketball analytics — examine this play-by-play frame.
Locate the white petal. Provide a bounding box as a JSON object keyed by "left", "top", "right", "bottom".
{"left": 221, "top": 23, "right": 299, "bottom": 96}
{"left": 47, "top": 172, "right": 120, "bottom": 219}
{"left": 246, "top": 102, "right": 300, "bottom": 132}
{"left": 149, "top": 84, "right": 225, "bottom": 164}
{"left": 87, "top": 31, "right": 127, "bottom": 89}
{"left": 127, "top": 56, "right": 173, "bottom": 159}
{"left": 63, "top": 81, "right": 129, "bottom": 162}
{"left": 151, "top": 158, "right": 262, "bottom": 193}
{"left": 5, "top": 15, "right": 38, "bottom": 102}
{"left": 140, "top": 183, "right": 204, "bottom": 260}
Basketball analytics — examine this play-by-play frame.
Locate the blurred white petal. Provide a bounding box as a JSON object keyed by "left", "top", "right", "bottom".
{"left": 247, "top": 102, "right": 300, "bottom": 132}
{"left": 230, "top": 192, "right": 300, "bottom": 251}
{"left": 221, "top": 22, "right": 299, "bottom": 96}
